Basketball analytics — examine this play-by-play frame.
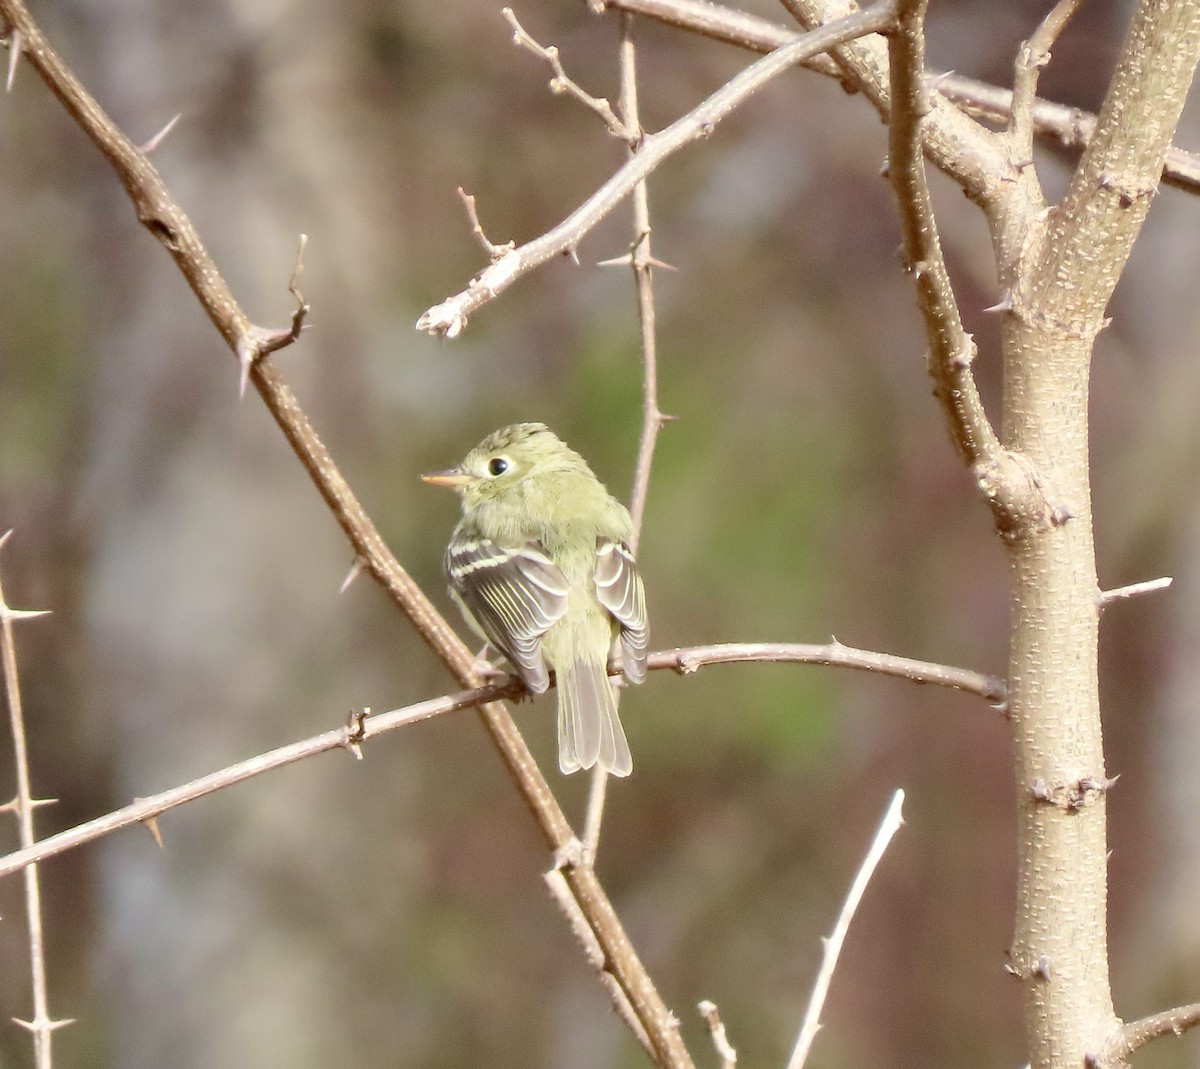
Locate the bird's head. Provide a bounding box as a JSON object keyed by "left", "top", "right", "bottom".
{"left": 421, "top": 422, "right": 581, "bottom": 510}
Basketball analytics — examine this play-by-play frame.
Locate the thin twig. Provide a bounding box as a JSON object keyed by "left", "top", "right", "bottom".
{"left": 0, "top": 533, "right": 69, "bottom": 1067}
{"left": 416, "top": 2, "right": 899, "bottom": 338}
{"left": 0, "top": 3, "right": 695, "bottom": 1062}
{"left": 1100, "top": 1002, "right": 1200, "bottom": 1065}
{"left": 785, "top": 789, "right": 906, "bottom": 1069}
{"left": 698, "top": 1000, "right": 737, "bottom": 1069}
{"left": 458, "top": 187, "right": 515, "bottom": 261}
{"left": 0, "top": 640, "right": 998, "bottom": 879}
{"left": 1009, "top": 0, "right": 1084, "bottom": 185}
{"left": 502, "top": 6, "right": 630, "bottom": 139}
{"left": 596, "top": 0, "right": 1200, "bottom": 192}
{"left": 657, "top": 641, "right": 1005, "bottom": 701}
{"left": 886, "top": 0, "right": 1005, "bottom": 477}
{"left": 584, "top": 8, "right": 666, "bottom": 858}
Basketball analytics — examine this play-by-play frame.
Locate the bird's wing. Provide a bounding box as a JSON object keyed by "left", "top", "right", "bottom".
{"left": 446, "top": 536, "right": 569, "bottom": 692}
{"left": 593, "top": 538, "right": 648, "bottom": 684}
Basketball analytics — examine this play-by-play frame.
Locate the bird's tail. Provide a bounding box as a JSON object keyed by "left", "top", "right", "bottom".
{"left": 557, "top": 655, "right": 632, "bottom": 777}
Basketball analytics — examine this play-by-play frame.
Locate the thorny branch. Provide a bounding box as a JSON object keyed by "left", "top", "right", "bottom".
{"left": 584, "top": 8, "right": 665, "bottom": 857}
{"left": 416, "top": 2, "right": 899, "bottom": 338}
{"left": 0, "top": 639, "right": 999, "bottom": 880}
{"left": 886, "top": 0, "right": 1003, "bottom": 475}
{"left": 0, "top": 2, "right": 694, "bottom": 1064}
{"left": 594, "top": 0, "right": 1200, "bottom": 192}
{"left": 0, "top": 533, "right": 68, "bottom": 1068}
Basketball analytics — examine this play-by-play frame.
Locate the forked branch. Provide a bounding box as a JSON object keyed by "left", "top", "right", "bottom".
{"left": 416, "top": 2, "right": 898, "bottom": 338}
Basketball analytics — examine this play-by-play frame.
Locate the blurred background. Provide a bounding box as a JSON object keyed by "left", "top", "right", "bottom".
{"left": 0, "top": 0, "right": 1197, "bottom": 1065}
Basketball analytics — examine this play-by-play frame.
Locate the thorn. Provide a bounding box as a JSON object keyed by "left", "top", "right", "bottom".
{"left": 1032, "top": 955, "right": 1051, "bottom": 981}
{"left": 1030, "top": 778, "right": 1053, "bottom": 803}
{"left": 6, "top": 28, "right": 21, "bottom": 93}
{"left": 340, "top": 557, "right": 366, "bottom": 594}
{"left": 1098, "top": 575, "right": 1172, "bottom": 607}
{"left": 13, "top": 1015, "right": 75, "bottom": 1033}
{"left": 982, "top": 292, "right": 1014, "bottom": 314}
{"left": 1049, "top": 505, "right": 1073, "bottom": 526}
{"left": 926, "top": 68, "right": 956, "bottom": 91}
{"left": 565, "top": 245, "right": 580, "bottom": 265}
{"left": 0, "top": 606, "right": 51, "bottom": 623}
{"left": 143, "top": 815, "right": 164, "bottom": 848}
{"left": 140, "top": 112, "right": 181, "bottom": 154}
{"left": 597, "top": 252, "right": 633, "bottom": 268}
{"left": 235, "top": 335, "right": 258, "bottom": 399}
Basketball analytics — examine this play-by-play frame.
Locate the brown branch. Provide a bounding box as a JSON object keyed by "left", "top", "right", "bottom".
{"left": 502, "top": 6, "right": 631, "bottom": 139}
{"left": 1100, "top": 1002, "right": 1200, "bottom": 1065}
{"left": 655, "top": 642, "right": 1004, "bottom": 701}
{"left": 0, "top": 681, "right": 521, "bottom": 880}
{"left": 584, "top": 8, "right": 666, "bottom": 857}
{"left": 0, "top": 533, "right": 70, "bottom": 1067}
{"left": 596, "top": 0, "right": 1200, "bottom": 193}
{"left": 415, "top": 2, "right": 899, "bottom": 338}
{"left": 545, "top": 869, "right": 657, "bottom": 1059}
{"left": 886, "top": 0, "right": 1003, "bottom": 475}
{"left": 0, "top": 3, "right": 696, "bottom": 1064}
{"left": 0, "top": 639, "right": 999, "bottom": 880}
{"left": 1009, "top": 0, "right": 1085, "bottom": 171}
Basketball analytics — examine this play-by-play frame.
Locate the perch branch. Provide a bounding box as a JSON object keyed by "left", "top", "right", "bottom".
{"left": 785, "top": 789, "right": 905, "bottom": 1069}
{"left": 0, "top": 533, "right": 69, "bottom": 1067}
{"left": 0, "top": 3, "right": 696, "bottom": 1063}
{"left": 0, "top": 639, "right": 997, "bottom": 879}
{"left": 415, "top": 1, "right": 898, "bottom": 338}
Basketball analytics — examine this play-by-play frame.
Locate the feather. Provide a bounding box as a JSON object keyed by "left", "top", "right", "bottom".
{"left": 593, "top": 539, "right": 648, "bottom": 684}
{"left": 445, "top": 536, "right": 569, "bottom": 692}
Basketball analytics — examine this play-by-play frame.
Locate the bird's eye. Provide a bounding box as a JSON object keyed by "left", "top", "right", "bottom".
{"left": 487, "top": 457, "right": 510, "bottom": 476}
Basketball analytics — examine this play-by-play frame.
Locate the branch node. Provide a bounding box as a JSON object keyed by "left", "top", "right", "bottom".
{"left": 341, "top": 709, "right": 368, "bottom": 760}
{"left": 553, "top": 836, "right": 589, "bottom": 871}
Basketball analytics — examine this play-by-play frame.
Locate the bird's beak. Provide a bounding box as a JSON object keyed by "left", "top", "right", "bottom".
{"left": 420, "top": 469, "right": 472, "bottom": 488}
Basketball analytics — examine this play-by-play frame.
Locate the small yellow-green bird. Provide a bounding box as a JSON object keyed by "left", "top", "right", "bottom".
{"left": 422, "top": 422, "right": 648, "bottom": 776}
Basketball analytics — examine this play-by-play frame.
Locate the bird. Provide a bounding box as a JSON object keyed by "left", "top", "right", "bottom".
{"left": 422, "top": 422, "right": 647, "bottom": 776}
